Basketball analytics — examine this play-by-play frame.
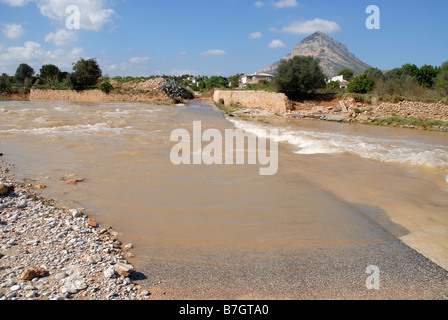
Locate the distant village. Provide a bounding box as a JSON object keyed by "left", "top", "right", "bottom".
{"left": 185, "top": 72, "right": 350, "bottom": 90}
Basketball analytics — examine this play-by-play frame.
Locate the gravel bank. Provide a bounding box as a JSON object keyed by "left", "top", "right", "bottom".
{"left": 0, "top": 157, "right": 151, "bottom": 300}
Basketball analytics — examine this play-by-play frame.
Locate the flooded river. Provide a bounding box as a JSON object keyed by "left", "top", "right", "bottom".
{"left": 1, "top": 100, "right": 447, "bottom": 299}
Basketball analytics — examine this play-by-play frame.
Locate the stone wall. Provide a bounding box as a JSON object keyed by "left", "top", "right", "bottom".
{"left": 213, "top": 90, "right": 291, "bottom": 114}
{"left": 29, "top": 89, "right": 171, "bottom": 103}
{"left": 291, "top": 97, "right": 448, "bottom": 126}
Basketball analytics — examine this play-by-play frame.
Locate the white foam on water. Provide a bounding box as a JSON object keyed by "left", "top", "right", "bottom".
{"left": 229, "top": 118, "right": 448, "bottom": 170}
{"left": 1, "top": 123, "right": 132, "bottom": 136}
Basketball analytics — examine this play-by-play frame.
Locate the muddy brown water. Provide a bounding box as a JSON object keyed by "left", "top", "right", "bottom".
{"left": 1, "top": 100, "right": 447, "bottom": 299}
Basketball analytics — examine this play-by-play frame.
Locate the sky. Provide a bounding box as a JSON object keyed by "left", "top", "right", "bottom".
{"left": 0, "top": 0, "right": 447, "bottom": 77}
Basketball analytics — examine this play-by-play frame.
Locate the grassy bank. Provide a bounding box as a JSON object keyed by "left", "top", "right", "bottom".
{"left": 354, "top": 116, "right": 448, "bottom": 131}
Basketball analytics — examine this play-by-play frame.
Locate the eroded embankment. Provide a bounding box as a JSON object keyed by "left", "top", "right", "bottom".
{"left": 29, "top": 89, "right": 172, "bottom": 104}
{"left": 213, "top": 90, "right": 448, "bottom": 131}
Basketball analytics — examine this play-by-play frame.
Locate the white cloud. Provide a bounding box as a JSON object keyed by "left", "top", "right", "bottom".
{"left": 280, "top": 18, "right": 341, "bottom": 34}
{"left": 0, "top": 41, "right": 85, "bottom": 73}
{"left": 44, "top": 29, "right": 78, "bottom": 47}
{"left": 268, "top": 39, "right": 286, "bottom": 48}
{"left": 39, "top": 0, "right": 115, "bottom": 31}
{"left": 249, "top": 32, "right": 263, "bottom": 39}
{"left": 178, "top": 51, "right": 188, "bottom": 55}
{"left": 254, "top": 1, "right": 264, "bottom": 7}
{"left": 273, "top": 0, "right": 298, "bottom": 8}
{"left": 2, "top": 23, "right": 26, "bottom": 39}
{"left": 1, "top": 0, "right": 116, "bottom": 32}
{"left": 0, "top": 0, "right": 32, "bottom": 6}
{"left": 129, "top": 56, "right": 150, "bottom": 64}
{"left": 201, "top": 49, "right": 226, "bottom": 56}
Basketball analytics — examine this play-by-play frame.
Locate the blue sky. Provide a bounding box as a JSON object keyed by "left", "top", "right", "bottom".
{"left": 0, "top": 0, "right": 447, "bottom": 77}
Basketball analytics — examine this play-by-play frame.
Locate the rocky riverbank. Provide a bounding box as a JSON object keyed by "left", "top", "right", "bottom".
{"left": 290, "top": 98, "right": 448, "bottom": 131}
{"left": 0, "top": 157, "right": 151, "bottom": 300}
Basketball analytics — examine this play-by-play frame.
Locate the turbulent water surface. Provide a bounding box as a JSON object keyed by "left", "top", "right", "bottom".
{"left": 1, "top": 100, "right": 447, "bottom": 299}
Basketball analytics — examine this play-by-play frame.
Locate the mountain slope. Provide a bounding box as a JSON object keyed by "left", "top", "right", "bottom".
{"left": 260, "top": 32, "right": 371, "bottom": 77}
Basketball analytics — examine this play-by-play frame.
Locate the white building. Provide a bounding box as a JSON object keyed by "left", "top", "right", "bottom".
{"left": 328, "top": 75, "right": 344, "bottom": 83}
{"left": 327, "top": 75, "right": 350, "bottom": 89}
{"left": 240, "top": 73, "right": 274, "bottom": 87}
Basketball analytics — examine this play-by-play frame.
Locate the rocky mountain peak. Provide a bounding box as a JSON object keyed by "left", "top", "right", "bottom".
{"left": 260, "top": 32, "right": 371, "bottom": 77}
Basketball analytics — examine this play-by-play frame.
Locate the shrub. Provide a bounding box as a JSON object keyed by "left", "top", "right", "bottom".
{"left": 159, "top": 79, "right": 194, "bottom": 101}
{"left": 100, "top": 81, "right": 114, "bottom": 94}
{"left": 326, "top": 81, "right": 341, "bottom": 90}
{"left": 436, "top": 61, "right": 448, "bottom": 94}
{"left": 347, "top": 74, "right": 375, "bottom": 94}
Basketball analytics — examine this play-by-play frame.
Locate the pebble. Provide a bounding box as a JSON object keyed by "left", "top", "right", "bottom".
{"left": 115, "top": 262, "right": 134, "bottom": 277}
{"left": 0, "top": 184, "right": 8, "bottom": 196}
{"left": 70, "top": 209, "right": 81, "bottom": 218}
{"left": 104, "top": 268, "right": 116, "bottom": 279}
{"left": 0, "top": 160, "right": 151, "bottom": 300}
{"left": 141, "top": 290, "right": 150, "bottom": 296}
{"left": 123, "top": 243, "right": 133, "bottom": 251}
{"left": 23, "top": 285, "right": 36, "bottom": 291}
{"left": 16, "top": 199, "right": 27, "bottom": 209}
{"left": 10, "top": 285, "right": 21, "bottom": 291}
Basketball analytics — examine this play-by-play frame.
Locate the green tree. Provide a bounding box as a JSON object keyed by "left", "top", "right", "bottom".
{"left": 0, "top": 73, "right": 10, "bottom": 92}
{"left": 198, "top": 80, "right": 206, "bottom": 91}
{"left": 205, "top": 76, "right": 228, "bottom": 89}
{"left": 436, "top": 61, "right": 448, "bottom": 94}
{"left": 273, "top": 56, "right": 326, "bottom": 99}
{"left": 15, "top": 63, "right": 35, "bottom": 86}
{"left": 415, "top": 64, "right": 439, "bottom": 88}
{"left": 40, "top": 64, "right": 61, "bottom": 81}
{"left": 347, "top": 74, "right": 375, "bottom": 93}
{"left": 68, "top": 58, "right": 102, "bottom": 90}
{"left": 364, "top": 67, "right": 384, "bottom": 82}
{"left": 338, "top": 69, "right": 354, "bottom": 81}
{"left": 57, "top": 71, "right": 69, "bottom": 83}
{"left": 401, "top": 63, "right": 418, "bottom": 76}
{"left": 228, "top": 74, "right": 242, "bottom": 88}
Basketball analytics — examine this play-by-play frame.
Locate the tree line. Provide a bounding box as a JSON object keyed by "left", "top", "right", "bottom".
{"left": 274, "top": 56, "right": 448, "bottom": 102}
{"left": 2, "top": 56, "right": 447, "bottom": 103}
{"left": 0, "top": 58, "right": 104, "bottom": 93}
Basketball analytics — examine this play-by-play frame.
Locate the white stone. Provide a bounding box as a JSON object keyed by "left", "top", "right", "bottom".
{"left": 70, "top": 209, "right": 81, "bottom": 218}
{"left": 17, "top": 199, "right": 27, "bottom": 209}
{"left": 23, "top": 285, "right": 36, "bottom": 291}
{"left": 141, "top": 290, "right": 150, "bottom": 296}
{"left": 104, "top": 268, "right": 115, "bottom": 279}
{"left": 55, "top": 272, "right": 68, "bottom": 280}
{"left": 123, "top": 243, "right": 133, "bottom": 251}
{"left": 10, "top": 285, "right": 21, "bottom": 291}
{"left": 114, "top": 263, "right": 134, "bottom": 277}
